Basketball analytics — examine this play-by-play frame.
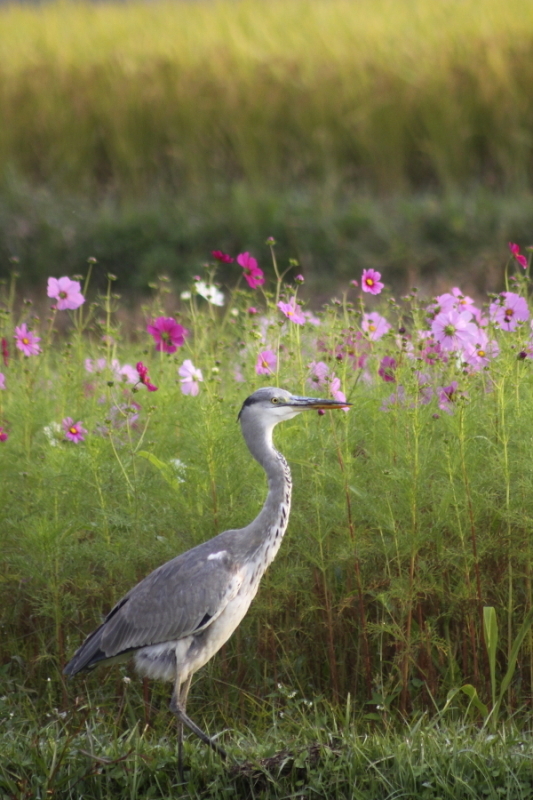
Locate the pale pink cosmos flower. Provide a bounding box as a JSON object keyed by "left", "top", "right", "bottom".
{"left": 178, "top": 359, "right": 203, "bottom": 396}
{"left": 0, "top": 373, "right": 5, "bottom": 390}
{"left": 361, "top": 268, "right": 384, "bottom": 295}
{"left": 147, "top": 317, "right": 188, "bottom": 353}
{"left": 330, "top": 376, "right": 350, "bottom": 411}
{"left": 437, "top": 382, "right": 463, "bottom": 415}
{"left": 255, "top": 350, "right": 277, "bottom": 375}
{"left": 112, "top": 361, "right": 138, "bottom": 384}
{"left": 509, "top": 242, "right": 528, "bottom": 269}
{"left": 237, "top": 253, "right": 265, "bottom": 289}
{"left": 47, "top": 277, "right": 85, "bottom": 310}
{"left": 308, "top": 361, "right": 329, "bottom": 387}
{"left": 85, "top": 357, "right": 107, "bottom": 374}
{"left": 362, "top": 312, "right": 391, "bottom": 341}
{"left": 461, "top": 330, "right": 499, "bottom": 370}
{"left": 62, "top": 417, "right": 87, "bottom": 443}
{"left": 489, "top": 292, "right": 529, "bottom": 332}
{"left": 303, "top": 310, "right": 321, "bottom": 326}
{"left": 0, "top": 426, "right": 8, "bottom": 442}
{"left": 14, "top": 323, "right": 41, "bottom": 356}
{"left": 431, "top": 309, "right": 478, "bottom": 351}
{"left": 277, "top": 297, "right": 306, "bottom": 325}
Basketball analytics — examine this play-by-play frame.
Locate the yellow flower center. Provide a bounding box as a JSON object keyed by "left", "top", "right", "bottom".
{"left": 22, "top": 337, "right": 29, "bottom": 345}
{"left": 69, "top": 427, "right": 78, "bottom": 435}
{"left": 368, "top": 324, "right": 376, "bottom": 332}
{"left": 365, "top": 278, "right": 374, "bottom": 286}
{"left": 477, "top": 349, "right": 486, "bottom": 357}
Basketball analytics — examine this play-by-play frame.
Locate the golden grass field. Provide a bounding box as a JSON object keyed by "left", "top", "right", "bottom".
{"left": 1, "top": 0, "right": 533, "bottom": 194}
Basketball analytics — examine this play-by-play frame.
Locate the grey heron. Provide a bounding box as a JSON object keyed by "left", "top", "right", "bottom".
{"left": 64, "top": 387, "right": 349, "bottom": 768}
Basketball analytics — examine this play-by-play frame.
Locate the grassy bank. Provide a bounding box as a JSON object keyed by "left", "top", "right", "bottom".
{"left": 3, "top": 709, "right": 533, "bottom": 799}
{"left": 0, "top": 0, "right": 533, "bottom": 194}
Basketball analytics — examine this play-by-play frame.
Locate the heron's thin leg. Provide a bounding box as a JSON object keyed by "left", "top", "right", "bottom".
{"left": 174, "top": 675, "right": 192, "bottom": 779}
{"left": 170, "top": 677, "right": 227, "bottom": 762}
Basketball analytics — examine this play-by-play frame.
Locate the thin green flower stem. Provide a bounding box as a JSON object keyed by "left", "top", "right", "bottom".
{"left": 400, "top": 404, "right": 422, "bottom": 713}
{"left": 458, "top": 408, "right": 483, "bottom": 614}
{"left": 44, "top": 307, "right": 58, "bottom": 351}
{"left": 107, "top": 431, "right": 135, "bottom": 498}
{"left": 328, "top": 412, "right": 372, "bottom": 698}
{"left": 496, "top": 376, "right": 513, "bottom": 681}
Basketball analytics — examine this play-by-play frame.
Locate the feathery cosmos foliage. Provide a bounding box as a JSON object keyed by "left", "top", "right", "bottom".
{"left": 2, "top": 241, "right": 533, "bottom": 782}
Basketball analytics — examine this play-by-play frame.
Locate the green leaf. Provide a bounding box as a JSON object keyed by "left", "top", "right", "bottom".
{"left": 137, "top": 450, "right": 183, "bottom": 492}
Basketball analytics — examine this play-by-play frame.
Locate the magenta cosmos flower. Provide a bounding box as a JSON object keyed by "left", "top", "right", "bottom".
{"left": 0, "top": 426, "right": 8, "bottom": 442}
{"left": 62, "top": 417, "right": 87, "bottom": 443}
{"left": 212, "top": 250, "right": 234, "bottom": 263}
{"left": 256, "top": 350, "right": 277, "bottom": 375}
{"left": 361, "top": 269, "right": 384, "bottom": 295}
{"left": 146, "top": 317, "right": 188, "bottom": 353}
{"left": 430, "top": 309, "right": 478, "bottom": 351}
{"left": 489, "top": 292, "right": 530, "bottom": 332}
{"left": 47, "top": 277, "right": 85, "bottom": 310}
{"left": 136, "top": 362, "right": 158, "bottom": 392}
{"left": 362, "top": 312, "right": 391, "bottom": 341}
{"left": 178, "top": 359, "right": 203, "bottom": 396}
{"left": 277, "top": 297, "right": 306, "bottom": 325}
{"left": 14, "top": 323, "right": 41, "bottom": 356}
{"left": 509, "top": 242, "right": 528, "bottom": 269}
{"left": 237, "top": 252, "right": 265, "bottom": 289}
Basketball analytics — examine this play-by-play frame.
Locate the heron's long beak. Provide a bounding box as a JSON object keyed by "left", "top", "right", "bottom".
{"left": 288, "top": 395, "right": 351, "bottom": 410}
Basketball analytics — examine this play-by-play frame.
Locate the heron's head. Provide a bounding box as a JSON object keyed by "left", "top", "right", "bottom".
{"left": 238, "top": 386, "right": 350, "bottom": 426}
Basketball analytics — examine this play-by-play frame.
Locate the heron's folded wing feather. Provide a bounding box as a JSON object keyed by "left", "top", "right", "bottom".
{"left": 100, "top": 546, "right": 241, "bottom": 656}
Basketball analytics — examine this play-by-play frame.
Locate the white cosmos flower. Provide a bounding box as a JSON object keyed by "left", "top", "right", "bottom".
{"left": 194, "top": 280, "right": 224, "bottom": 306}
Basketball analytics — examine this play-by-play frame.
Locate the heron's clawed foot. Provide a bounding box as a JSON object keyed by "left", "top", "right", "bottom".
{"left": 170, "top": 696, "right": 228, "bottom": 763}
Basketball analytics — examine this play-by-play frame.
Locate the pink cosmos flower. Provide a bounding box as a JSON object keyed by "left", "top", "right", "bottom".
{"left": 14, "top": 323, "right": 41, "bottom": 356}
{"left": 212, "top": 250, "right": 234, "bottom": 263}
{"left": 509, "top": 242, "right": 528, "bottom": 269}
{"left": 362, "top": 312, "right": 391, "bottom": 341}
{"left": 1, "top": 337, "right": 8, "bottom": 366}
{"left": 308, "top": 361, "right": 330, "bottom": 387}
{"left": 85, "top": 358, "right": 107, "bottom": 374}
{"left": 430, "top": 309, "right": 478, "bottom": 351}
{"left": 489, "top": 292, "right": 529, "bottom": 332}
{"left": 136, "top": 362, "right": 158, "bottom": 392}
{"left": 47, "top": 277, "right": 85, "bottom": 310}
{"left": 112, "top": 361, "right": 138, "bottom": 384}
{"left": 248, "top": 307, "right": 258, "bottom": 315}
{"left": 462, "top": 335, "right": 500, "bottom": 370}
{"left": 237, "top": 252, "right": 265, "bottom": 289}
{"left": 378, "top": 356, "right": 397, "bottom": 382}
{"left": 361, "top": 269, "right": 384, "bottom": 295}
{"left": 255, "top": 350, "right": 277, "bottom": 375}
{"left": 147, "top": 317, "right": 188, "bottom": 353}
{"left": 0, "top": 426, "right": 8, "bottom": 442}
{"left": 62, "top": 417, "right": 87, "bottom": 443}
{"left": 277, "top": 297, "right": 306, "bottom": 325}
{"left": 0, "top": 373, "right": 5, "bottom": 390}
{"left": 437, "top": 382, "right": 464, "bottom": 415}
{"left": 330, "top": 376, "right": 350, "bottom": 411}
{"left": 303, "top": 311, "right": 321, "bottom": 326}
{"left": 178, "top": 359, "right": 203, "bottom": 396}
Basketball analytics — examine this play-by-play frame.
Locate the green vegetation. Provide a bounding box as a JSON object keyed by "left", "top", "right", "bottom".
{"left": 3, "top": 248, "right": 533, "bottom": 793}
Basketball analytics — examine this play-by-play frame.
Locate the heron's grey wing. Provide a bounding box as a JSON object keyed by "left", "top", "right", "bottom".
{"left": 64, "top": 541, "right": 243, "bottom": 674}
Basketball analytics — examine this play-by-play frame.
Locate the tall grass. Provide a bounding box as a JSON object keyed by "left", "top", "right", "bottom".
{"left": 3, "top": 244, "right": 533, "bottom": 738}
{"left": 1, "top": 0, "right": 533, "bottom": 193}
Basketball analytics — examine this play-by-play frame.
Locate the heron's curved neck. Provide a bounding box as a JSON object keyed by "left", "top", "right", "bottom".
{"left": 241, "top": 420, "right": 292, "bottom": 547}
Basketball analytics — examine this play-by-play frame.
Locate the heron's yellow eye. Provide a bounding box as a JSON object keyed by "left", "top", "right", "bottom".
{"left": 271, "top": 397, "right": 280, "bottom": 404}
